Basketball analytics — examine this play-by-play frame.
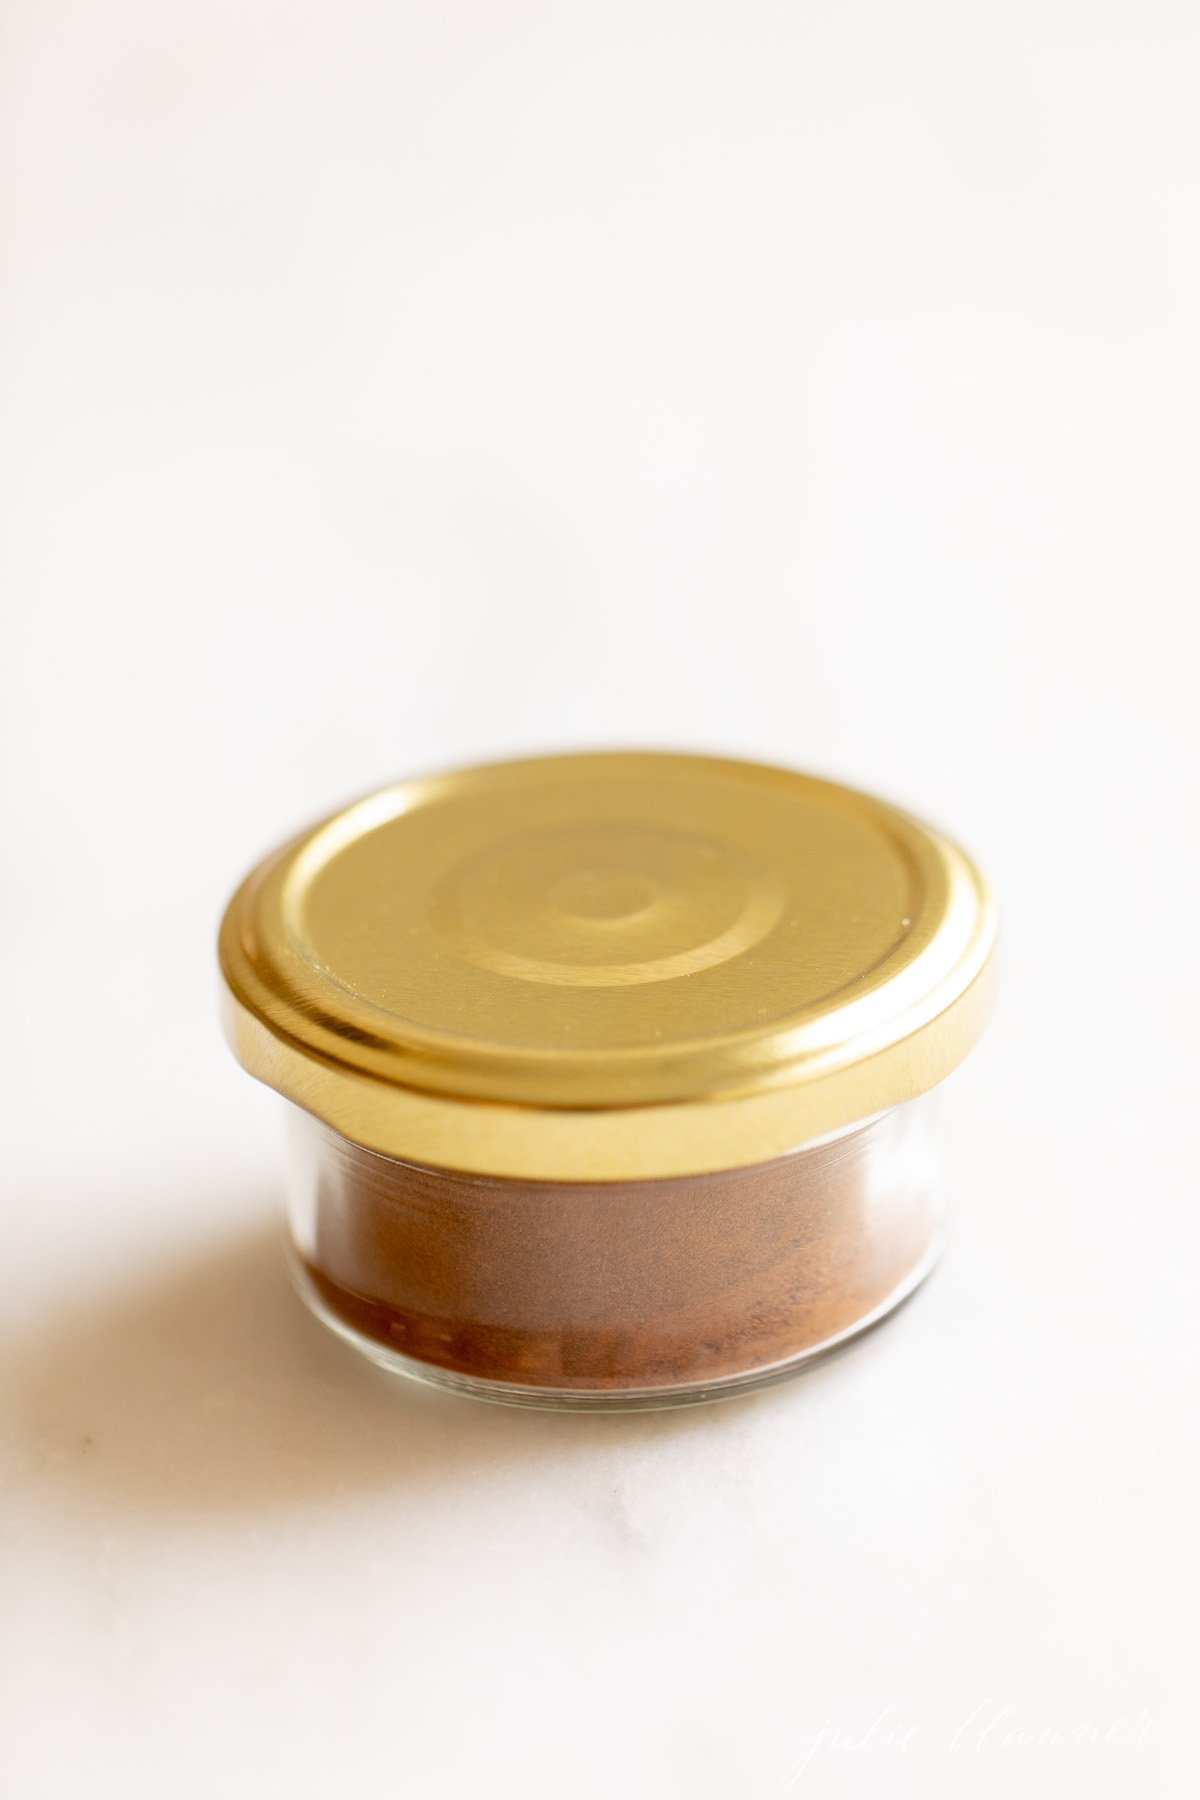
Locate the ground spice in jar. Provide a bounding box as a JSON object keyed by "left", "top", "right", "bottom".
{"left": 220, "top": 751, "right": 994, "bottom": 1409}
{"left": 292, "top": 1106, "right": 940, "bottom": 1397}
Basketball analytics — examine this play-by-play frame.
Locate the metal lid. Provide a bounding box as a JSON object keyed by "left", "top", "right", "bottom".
{"left": 219, "top": 751, "right": 995, "bottom": 1178}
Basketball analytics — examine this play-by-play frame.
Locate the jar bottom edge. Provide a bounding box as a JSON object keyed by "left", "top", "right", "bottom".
{"left": 284, "top": 1236, "right": 946, "bottom": 1413}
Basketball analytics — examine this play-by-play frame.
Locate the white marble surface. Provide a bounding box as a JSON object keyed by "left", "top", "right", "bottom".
{"left": 2, "top": 4, "right": 1196, "bottom": 1795}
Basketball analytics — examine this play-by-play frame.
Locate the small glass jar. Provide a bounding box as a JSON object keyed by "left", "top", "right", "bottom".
{"left": 220, "top": 751, "right": 995, "bottom": 1410}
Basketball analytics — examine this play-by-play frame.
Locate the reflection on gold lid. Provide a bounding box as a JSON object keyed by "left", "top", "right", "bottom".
{"left": 219, "top": 751, "right": 995, "bottom": 1179}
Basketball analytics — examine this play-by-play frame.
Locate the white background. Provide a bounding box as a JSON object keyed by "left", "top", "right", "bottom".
{"left": 2, "top": 3, "right": 1197, "bottom": 1796}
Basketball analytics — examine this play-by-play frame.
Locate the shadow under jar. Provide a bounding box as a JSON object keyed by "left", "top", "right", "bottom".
{"left": 220, "top": 751, "right": 996, "bottom": 1410}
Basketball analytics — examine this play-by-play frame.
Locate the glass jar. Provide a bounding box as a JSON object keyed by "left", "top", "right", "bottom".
{"left": 220, "top": 751, "right": 995, "bottom": 1410}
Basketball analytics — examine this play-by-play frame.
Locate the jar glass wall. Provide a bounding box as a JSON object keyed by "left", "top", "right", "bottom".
{"left": 284, "top": 1095, "right": 944, "bottom": 1410}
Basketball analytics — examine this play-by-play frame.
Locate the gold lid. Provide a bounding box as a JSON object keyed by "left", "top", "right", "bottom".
{"left": 219, "top": 751, "right": 995, "bottom": 1179}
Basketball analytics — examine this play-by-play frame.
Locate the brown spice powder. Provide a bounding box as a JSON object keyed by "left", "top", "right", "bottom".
{"left": 298, "top": 1109, "right": 939, "bottom": 1394}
